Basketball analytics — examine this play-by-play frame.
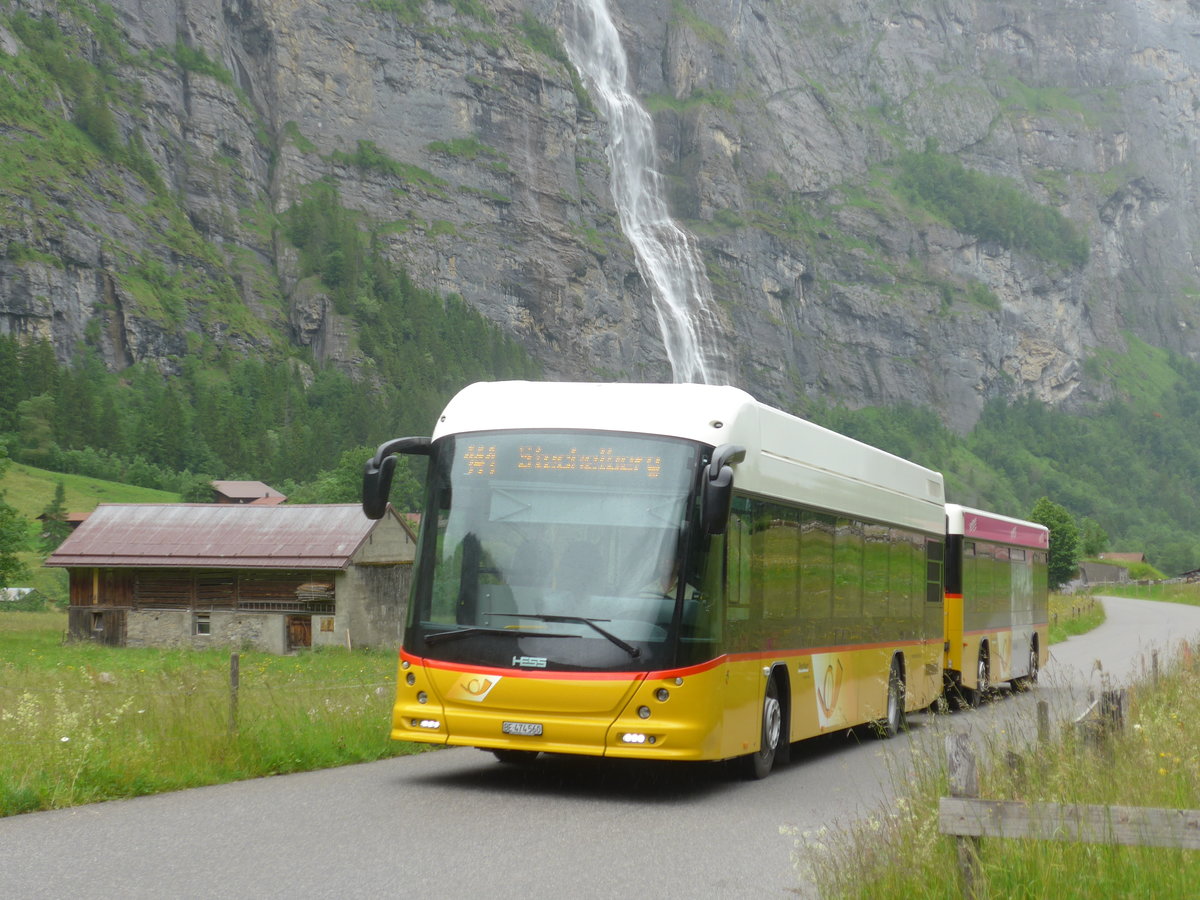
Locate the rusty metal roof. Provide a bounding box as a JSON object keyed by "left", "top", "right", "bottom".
{"left": 45, "top": 504, "right": 386, "bottom": 570}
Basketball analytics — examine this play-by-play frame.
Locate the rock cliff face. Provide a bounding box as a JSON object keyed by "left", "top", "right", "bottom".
{"left": 2, "top": 0, "right": 1200, "bottom": 430}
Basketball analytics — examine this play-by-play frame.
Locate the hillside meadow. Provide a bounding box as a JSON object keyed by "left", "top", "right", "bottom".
{"left": 2, "top": 461, "right": 179, "bottom": 519}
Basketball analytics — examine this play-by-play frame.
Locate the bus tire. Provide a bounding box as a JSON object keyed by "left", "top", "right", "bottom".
{"left": 881, "top": 657, "right": 906, "bottom": 738}
{"left": 746, "top": 677, "right": 782, "bottom": 779}
{"left": 1012, "top": 639, "right": 1039, "bottom": 692}
{"left": 963, "top": 648, "right": 989, "bottom": 708}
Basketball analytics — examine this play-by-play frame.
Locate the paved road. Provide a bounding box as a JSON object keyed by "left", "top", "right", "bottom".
{"left": 3, "top": 595, "right": 1199, "bottom": 899}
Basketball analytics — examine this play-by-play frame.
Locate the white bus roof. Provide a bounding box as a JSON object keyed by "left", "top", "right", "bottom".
{"left": 945, "top": 504, "right": 1049, "bottom": 550}
{"left": 434, "top": 382, "right": 945, "bottom": 535}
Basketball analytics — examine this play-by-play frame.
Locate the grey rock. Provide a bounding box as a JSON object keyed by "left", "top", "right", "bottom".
{"left": 1, "top": 0, "right": 1199, "bottom": 431}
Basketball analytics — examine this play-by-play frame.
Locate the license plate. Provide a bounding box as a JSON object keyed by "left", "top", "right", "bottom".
{"left": 502, "top": 721, "right": 543, "bottom": 736}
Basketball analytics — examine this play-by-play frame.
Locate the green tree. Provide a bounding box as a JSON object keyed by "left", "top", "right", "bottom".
{"left": 1078, "top": 516, "right": 1108, "bottom": 558}
{"left": 0, "top": 503, "right": 28, "bottom": 588}
{"left": 0, "top": 452, "right": 30, "bottom": 587}
{"left": 0, "top": 336, "right": 20, "bottom": 433}
{"left": 1029, "top": 497, "right": 1080, "bottom": 589}
{"left": 39, "top": 481, "right": 71, "bottom": 554}
{"left": 17, "top": 394, "right": 57, "bottom": 467}
{"left": 18, "top": 339, "right": 58, "bottom": 398}
{"left": 180, "top": 475, "right": 216, "bottom": 503}
{"left": 289, "top": 445, "right": 423, "bottom": 508}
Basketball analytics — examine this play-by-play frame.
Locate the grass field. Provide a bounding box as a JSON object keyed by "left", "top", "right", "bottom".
{"left": 0, "top": 611, "right": 425, "bottom": 816}
{"left": 1048, "top": 592, "right": 1104, "bottom": 641}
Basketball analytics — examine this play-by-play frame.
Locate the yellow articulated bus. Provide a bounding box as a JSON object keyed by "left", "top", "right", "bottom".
{"left": 363, "top": 382, "right": 947, "bottom": 778}
{"left": 943, "top": 504, "right": 1049, "bottom": 707}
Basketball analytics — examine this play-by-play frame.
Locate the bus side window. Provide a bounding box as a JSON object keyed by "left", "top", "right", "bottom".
{"left": 801, "top": 511, "right": 834, "bottom": 645}
{"left": 889, "top": 529, "right": 916, "bottom": 628}
{"left": 726, "top": 498, "right": 753, "bottom": 626}
{"left": 925, "top": 539, "right": 944, "bottom": 604}
{"left": 833, "top": 518, "right": 863, "bottom": 641}
{"left": 862, "top": 523, "right": 890, "bottom": 642}
{"left": 761, "top": 503, "right": 798, "bottom": 620}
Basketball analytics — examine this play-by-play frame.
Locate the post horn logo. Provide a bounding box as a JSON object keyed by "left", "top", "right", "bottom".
{"left": 816, "top": 659, "right": 845, "bottom": 720}
{"left": 451, "top": 674, "right": 502, "bottom": 702}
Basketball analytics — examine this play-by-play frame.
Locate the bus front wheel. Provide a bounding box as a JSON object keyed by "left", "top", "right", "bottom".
{"left": 746, "top": 678, "right": 782, "bottom": 780}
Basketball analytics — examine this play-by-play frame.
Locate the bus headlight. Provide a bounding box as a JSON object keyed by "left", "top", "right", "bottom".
{"left": 620, "top": 733, "right": 656, "bottom": 744}
{"left": 637, "top": 705, "right": 651, "bottom": 719}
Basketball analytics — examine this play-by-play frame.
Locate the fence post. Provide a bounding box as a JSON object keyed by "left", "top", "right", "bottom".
{"left": 947, "top": 733, "right": 984, "bottom": 900}
{"left": 1100, "top": 689, "right": 1126, "bottom": 734}
{"left": 1037, "top": 700, "right": 1050, "bottom": 746}
{"left": 229, "top": 651, "right": 240, "bottom": 737}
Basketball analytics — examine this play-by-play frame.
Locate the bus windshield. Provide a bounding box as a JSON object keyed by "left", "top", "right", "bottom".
{"left": 407, "top": 431, "right": 710, "bottom": 672}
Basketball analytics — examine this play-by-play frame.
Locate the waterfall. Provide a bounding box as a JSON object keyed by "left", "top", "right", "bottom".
{"left": 561, "top": 0, "right": 727, "bottom": 385}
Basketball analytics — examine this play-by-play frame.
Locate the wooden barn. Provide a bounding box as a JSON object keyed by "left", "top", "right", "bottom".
{"left": 45, "top": 503, "right": 417, "bottom": 653}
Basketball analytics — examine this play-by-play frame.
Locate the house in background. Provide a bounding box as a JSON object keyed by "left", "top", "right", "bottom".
{"left": 46, "top": 503, "right": 416, "bottom": 653}
{"left": 211, "top": 480, "right": 287, "bottom": 505}
{"left": 1078, "top": 560, "right": 1130, "bottom": 586}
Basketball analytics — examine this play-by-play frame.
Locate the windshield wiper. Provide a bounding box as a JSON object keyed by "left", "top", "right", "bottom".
{"left": 490, "top": 613, "right": 641, "bottom": 658}
{"left": 424, "top": 625, "right": 578, "bottom": 646}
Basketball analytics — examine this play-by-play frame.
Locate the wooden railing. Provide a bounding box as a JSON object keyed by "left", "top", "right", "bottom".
{"left": 939, "top": 689, "right": 1200, "bottom": 898}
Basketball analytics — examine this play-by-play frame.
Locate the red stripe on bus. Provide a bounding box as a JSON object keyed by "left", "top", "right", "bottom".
{"left": 403, "top": 638, "right": 931, "bottom": 682}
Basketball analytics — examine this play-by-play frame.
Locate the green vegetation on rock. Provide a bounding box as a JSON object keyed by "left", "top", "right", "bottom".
{"left": 894, "top": 141, "right": 1089, "bottom": 268}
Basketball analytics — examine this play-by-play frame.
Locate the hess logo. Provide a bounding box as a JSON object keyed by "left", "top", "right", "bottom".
{"left": 512, "top": 656, "right": 547, "bottom": 668}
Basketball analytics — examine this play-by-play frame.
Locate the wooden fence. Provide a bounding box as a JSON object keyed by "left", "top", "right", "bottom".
{"left": 938, "top": 688, "right": 1200, "bottom": 899}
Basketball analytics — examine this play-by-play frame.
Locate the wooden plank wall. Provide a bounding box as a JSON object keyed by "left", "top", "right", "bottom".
{"left": 68, "top": 569, "right": 134, "bottom": 607}
{"left": 68, "top": 568, "right": 337, "bottom": 613}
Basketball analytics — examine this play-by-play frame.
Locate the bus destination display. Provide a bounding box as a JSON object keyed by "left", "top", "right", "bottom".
{"left": 462, "top": 443, "right": 664, "bottom": 480}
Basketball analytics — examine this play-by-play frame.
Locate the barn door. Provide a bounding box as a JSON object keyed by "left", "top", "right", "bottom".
{"left": 287, "top": 615, "right": 312, "bottom": 650}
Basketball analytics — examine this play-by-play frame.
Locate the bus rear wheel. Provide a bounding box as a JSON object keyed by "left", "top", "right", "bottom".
{"left": 746, "top": 678, "right": 782, "bottom": 780}
{"left": 962, "top": 652, "right": 990, "bottom": 708}
{"left": 1012, "top": 641, "right": 1039, "bottom": 692}
{"left": 880, "top": 658, "right": 905, "bottom": 738}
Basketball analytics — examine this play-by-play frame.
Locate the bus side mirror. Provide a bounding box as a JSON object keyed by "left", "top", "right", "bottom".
{"left": 363, "top": 436, "right": 431, "bottom": 519}
{"left": 702, "top": 443, "right": 745, "bottom": 535}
